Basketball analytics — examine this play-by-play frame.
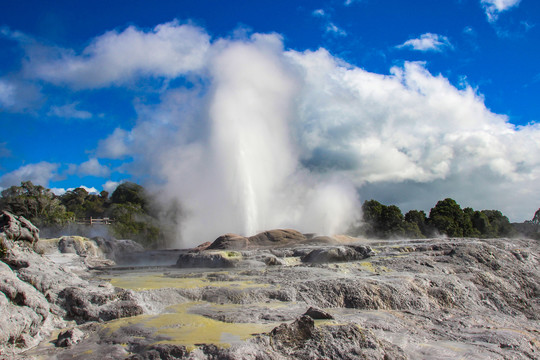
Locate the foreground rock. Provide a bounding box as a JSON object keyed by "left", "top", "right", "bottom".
{"left": 0, "top": 214, "right": 144, "bottom": 355}
{"left": 0, "top": 219, "right": 540, "bottom": 360}
{"left": 6, "top": 226, "right": 540, "bottom": 359}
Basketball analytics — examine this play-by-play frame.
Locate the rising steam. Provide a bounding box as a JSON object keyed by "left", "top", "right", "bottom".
{"left": 157, "top": 35, "right": 361, "bottom": 245}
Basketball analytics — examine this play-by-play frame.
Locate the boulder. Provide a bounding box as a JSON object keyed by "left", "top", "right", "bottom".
{"left": 249, "top": 229, "right": 306, "bottom": 247}
{"left": 0, "top": 261, "right": 53, "bottom": 349}
{"left": 301, "top": 245, "right": 373, "bottom": 263}
{"left": 207, "top": 229, "right": 307, "bottom": 250}
{"left": 303, "top": 306, "right": 333, "bottom": 320}
{"left": 56, "top": 328, "right": 84, "bottom": 347}
{"left": 0, "top": 211, "right": 39, "bottom": 244}
{"left": 269, "top": 315, "right": 315, "bottom": 348}
{"left": 206, "top": 234, "right": 249, "bottom": 250}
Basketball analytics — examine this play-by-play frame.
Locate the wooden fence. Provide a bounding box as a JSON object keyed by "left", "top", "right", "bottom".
{"left": 75, "top": 217, "right": 114, "bottom": 225}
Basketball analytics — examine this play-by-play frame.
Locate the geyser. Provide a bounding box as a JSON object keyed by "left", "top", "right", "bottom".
{"left": 162, "top": 35, "right": 361, "bottom": 246}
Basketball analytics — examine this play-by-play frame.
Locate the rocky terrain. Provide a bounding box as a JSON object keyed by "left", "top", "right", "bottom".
{"left": 1, "top": 213, "right": 539, "bottom": 359}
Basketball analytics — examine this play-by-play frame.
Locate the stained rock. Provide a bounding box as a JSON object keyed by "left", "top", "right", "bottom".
{"left": 249, "top": 229, "right": 307, "bottom": 247}
{"left": 304, "top": 306, "right": 334, "bottom": 320}
{"left": 176, "top": 251, "right": 242, "bottom": 268}
{"left": 206, "top": 234, "right": 249, "bottom": 250}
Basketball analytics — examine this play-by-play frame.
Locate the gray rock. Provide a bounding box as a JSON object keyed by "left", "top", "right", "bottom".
{"left": 301, "top": 245, "right": 372, "bottom": 263}
{"left": 0, "top": 211, "right": 39, "bottom": 244}
{"left": 0, "top": 260, "right": 53, "bottom": 349}
{"left": 56, "top": 328, "right": 84, "bottom": 347}
{"left": 304, "top": 306, "right": 333, "bottom": 319}
{"left": 13, "top": 236, "right": 540, "bottom": 360}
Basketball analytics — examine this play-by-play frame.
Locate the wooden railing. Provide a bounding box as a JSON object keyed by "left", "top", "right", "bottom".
{"left": 75, "top": 217, "right": 114, "bottom": 225}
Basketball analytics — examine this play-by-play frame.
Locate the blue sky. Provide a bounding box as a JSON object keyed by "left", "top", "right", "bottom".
{"left": 1, "top": 0, "right": 539, "bottom": 237}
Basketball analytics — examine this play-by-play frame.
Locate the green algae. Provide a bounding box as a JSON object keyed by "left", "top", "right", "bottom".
{"left": 103, "top": 302, "right": 281, "bottom": 348}
{"left": 102, "top": 272, "right": 269, "bottom": 291}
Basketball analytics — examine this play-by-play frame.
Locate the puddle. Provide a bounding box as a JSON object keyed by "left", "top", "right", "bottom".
{"left": 100, "top": 270, "right": 269, "bottom": 291}
{"left": 103, "top": 302, "right": 281, "bottom": 347}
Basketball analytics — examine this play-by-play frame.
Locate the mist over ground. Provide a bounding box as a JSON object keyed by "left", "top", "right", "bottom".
{"left": 3, "top": 21, "right": 540, "bottom": 247}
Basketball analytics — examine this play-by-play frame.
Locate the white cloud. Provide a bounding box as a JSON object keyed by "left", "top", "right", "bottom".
{"left": 0, "top": 77, "right": 42, "bottom": 112}
{"left": 311, "top": 8, "right": 347, "bottom": 37}
{"left": 97, "top": 128, "right": 132, "bottom": 159}
{"left": 103, "top": 180, "right": 120, "bottom": 193}
{"left": 397, "top": 33, "right": 453, "bottom": 52}
{"left": 25, "top": 20, "right": 211, "bottom": 88}
{"left": 67, "top": 185, "right": 99, "bottom": 194}
{"left": 481, "top": 0, "right": 521, "bottom": 22}
{"left": 50, "top": 187, "right": 66, "bottom": 195}
{"left": 0, "top": 79, "right": 15, "bottom": 107}
{"left": 326, "top": 22, "right": 347, "bottom": 37}
{"left": 0, "top": 162, "right": 59, "bottom": 188}
{"left": 76, "top": 158, "right": 110, "bottom": 177}
{"left": 47, "top": 102, "right": 92, "bottom": 119}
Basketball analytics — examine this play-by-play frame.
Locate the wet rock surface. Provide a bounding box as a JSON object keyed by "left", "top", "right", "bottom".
{"left": 3, "top": 228, "right": 539, "bottom": 359}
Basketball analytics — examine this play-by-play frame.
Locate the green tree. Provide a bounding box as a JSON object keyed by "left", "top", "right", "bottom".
{"left": 405, "top": 210, "right": 427, "bottom": 236}
{"left": 470, "top": 210, "right": 491, "bottom": 237}
{"left": 359, "top": 200, "right": 423, "bottom": 239}
{"left": 109, "top": 203, "right": 160, "bottom": 247}
{"left": 481, "top": 210, "right": 515, "bottom": 237}
{"left": 110, "top": 182, "right": 148, "bottom": 210}
{"left": 0, "top": 181, "right": 71, "bottom": 226}
{"left": 60, "top": 187, "right": 90, "bottom": 218}
{"left": 428, "top": 198, "right": 473, "bottom": 237}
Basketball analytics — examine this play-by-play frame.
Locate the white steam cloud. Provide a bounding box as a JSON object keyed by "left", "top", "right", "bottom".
{"left": 9, "top": 21, "right": 540, "bottom": 246}
{"left": 153, "top": 35, "right": 361, "bottom": 243}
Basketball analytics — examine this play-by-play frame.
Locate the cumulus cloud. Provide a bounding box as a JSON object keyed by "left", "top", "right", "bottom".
{"left": 103, "top": 180, "right": 120, "bottom": 193}
{"left": 50, "top": 187, "right": 67, "bottom": 195}
{"left": 47, "top": 102, "right": 92, "bottom": 119}
{"left": 24, "top": 20, "right": 211, "bottom": 88}
{"left": 397, "top": 33, "right": 453, "bottom": 52}
{"left": 73, "top": 158, "right": 111, "bottom": 177}
{"left": 67, "top": 185, "right": 99, "bottom": 194}
{"left": 0, "top": 162, "right": 59, "bottom": 188}
{"left": 481, "top": 0, "right": 521, "bottom": 22}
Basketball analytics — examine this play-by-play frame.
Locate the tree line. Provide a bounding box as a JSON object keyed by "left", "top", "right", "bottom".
{"left": 354, "top": 198, "right": 518, "bottom": 239}
{"left": 1, "top": 181, "right": 537, "bottom": 246}
{"left": 0, "top": 181, "right": 166, "bottom": 247}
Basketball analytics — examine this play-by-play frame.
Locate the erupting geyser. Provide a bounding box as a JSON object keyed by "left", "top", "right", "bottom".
{"left": 164, "top": 36, "right": 360, "bottom": 246}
